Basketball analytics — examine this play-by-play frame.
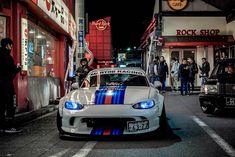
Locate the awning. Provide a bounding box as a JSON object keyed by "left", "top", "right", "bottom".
{"left": 164, "top": 35, "right": 235, "bottom": 47}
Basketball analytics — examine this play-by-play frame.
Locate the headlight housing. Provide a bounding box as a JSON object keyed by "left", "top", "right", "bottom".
{"left": 132, "top": 100, "right": 155, "bottom": 109}
{"left": 204, "top": 85, "right": 218, "bottom": 94}
{"left": 64, "top": 101, "right": 84, "bottom": 110}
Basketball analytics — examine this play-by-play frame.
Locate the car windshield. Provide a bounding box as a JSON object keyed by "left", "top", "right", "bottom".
{"left": 88, "top": 73, "right": 149, "bottom": 87}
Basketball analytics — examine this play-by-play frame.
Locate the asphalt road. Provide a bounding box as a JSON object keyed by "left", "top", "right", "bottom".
{"left": 0, "top": 93, "right": 235, "bottom": 157}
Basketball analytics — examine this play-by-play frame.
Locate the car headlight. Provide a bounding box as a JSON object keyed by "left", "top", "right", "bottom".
{"left": 132, "top": 100, "right": 155, "bottom": 109}
{"left": 64, "top": 101, "right": 84, "bottom": 110}
{"left": 204, "top": 85, "right": 218, "bottom": 94}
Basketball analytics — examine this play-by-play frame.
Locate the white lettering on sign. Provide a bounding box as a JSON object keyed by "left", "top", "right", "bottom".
{"left": 176, "top": 29, "right": 220, "bottom": 36}
{"left": 89, "top": 70, "right": 145, "bottom": 77}
{"left": 92, "top": 19, "right": 110, "bottom": 31}
{"left": 21, "top": 18, "right": 28, "bottom": 71}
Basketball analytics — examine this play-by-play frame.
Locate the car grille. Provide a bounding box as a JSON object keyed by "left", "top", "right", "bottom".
{"left": 220, "top": 84, "right": 235, "bottom": 96}
{"left": 81, "top": 118, "right": 135, "bottom": 128}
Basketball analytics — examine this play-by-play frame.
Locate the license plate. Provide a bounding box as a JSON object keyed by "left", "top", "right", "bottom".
{"left": 127, "top": 120, "right": 149, "bottom": 132}
{"left": 226, "top": 97, "right": 235, "bottom": 106}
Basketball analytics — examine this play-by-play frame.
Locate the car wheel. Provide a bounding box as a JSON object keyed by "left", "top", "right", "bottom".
{"left": 200, "top": 104, "right": 215, "bottom": 114}
{"left": 57, "top": 111, "right": 64, "bottom": 134}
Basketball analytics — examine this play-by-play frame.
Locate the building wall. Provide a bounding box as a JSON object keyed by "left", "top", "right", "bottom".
{"left": 86, "top": 17, "right": 112, "bottom": 61}
{"left": 227, "top": 21, "right": 235, "bottom": 38}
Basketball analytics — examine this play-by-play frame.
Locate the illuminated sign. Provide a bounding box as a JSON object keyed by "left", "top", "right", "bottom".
{"left": 38, "top": 0, "right": 69, "bottom": 33}
{"left": 21, "top": 18, "right": 28, "bottom": 71}
{"left": 176, "top": 29, "right": 220, "bottom": 36}
{"left": 167, "top": 0, "right": 188, "bottom": 11}
{"left": 92, "top": 19, "right": 110, "bottom": 31}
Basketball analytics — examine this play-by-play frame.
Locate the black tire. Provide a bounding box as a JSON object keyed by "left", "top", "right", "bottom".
{"left": 56, "top": 111, "right": 64, "bottom": 134}
{"left": 200, "top": 104, "right": 215, "bottom": 114}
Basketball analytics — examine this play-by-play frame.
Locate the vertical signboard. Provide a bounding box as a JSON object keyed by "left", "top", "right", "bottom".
{"left": 21, "top": 18, "right": 28, "bottom": 71}
{"left": 69, "top": 13, "right": 77, "bottom": 40}
{"left": 0, "top": 16, "right": 6, "bottom": 41}
{"left": 77, "top": 17, "right": 84, "bottom": 57}
{"left": 68, "top": 46, "right": 74, "bottom": 77}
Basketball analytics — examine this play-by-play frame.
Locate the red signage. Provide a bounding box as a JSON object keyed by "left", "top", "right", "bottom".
{"left": 93, "top": 19, "right": 110, "bottom": 31}
{"left": 176, "top": 29, "right": 220, "bottom": 36}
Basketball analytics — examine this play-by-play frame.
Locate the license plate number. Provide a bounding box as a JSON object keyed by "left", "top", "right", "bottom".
{"left": 127, "top": 120, "right": 149, "bottom": 132}
{"left": 226, "top": 97, "right": 235, "bottom": 106}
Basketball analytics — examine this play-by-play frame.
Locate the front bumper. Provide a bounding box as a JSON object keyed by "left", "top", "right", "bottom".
{"left": 199, "top": 94, "right": 235, "bottom": 109}
{"left": 60, "top": 105, "right": 160, "bottom": 135}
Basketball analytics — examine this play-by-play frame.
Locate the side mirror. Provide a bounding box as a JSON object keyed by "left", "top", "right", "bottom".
{"left": 154, "top": 81, "right": 162, "bottom": 90}
{"left": 71, "top": 82, "right": 79, "bottom": 89}
{"left": 81, "top": 79, "right": 90, "bottom": 88}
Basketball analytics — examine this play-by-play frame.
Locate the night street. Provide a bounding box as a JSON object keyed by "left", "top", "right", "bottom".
{"left": 1, "top": 93, "right": 234, "bottom": 157}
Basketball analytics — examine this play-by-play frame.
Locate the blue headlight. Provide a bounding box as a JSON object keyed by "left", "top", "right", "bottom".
{"left": 132, "top": 100, "right": 155, "bottom": 109}
{"left": 64, "top": 102, "right": 84, "bottom": 110}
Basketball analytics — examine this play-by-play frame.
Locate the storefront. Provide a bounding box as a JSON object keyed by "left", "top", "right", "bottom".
{"left": 0, "top": 0, "right": 76, "bottom": 112}
{"left": 148, "top": 0, "right": 235, "bottom": 86}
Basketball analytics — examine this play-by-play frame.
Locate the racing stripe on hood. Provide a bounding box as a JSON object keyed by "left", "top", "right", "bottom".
{"left": 95, "top": 86, "right": 127, "bottom": 105}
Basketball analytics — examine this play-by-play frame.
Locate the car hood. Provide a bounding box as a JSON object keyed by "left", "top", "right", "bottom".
{"left": 64, "top": 86, "right": 151, "bottom": 105}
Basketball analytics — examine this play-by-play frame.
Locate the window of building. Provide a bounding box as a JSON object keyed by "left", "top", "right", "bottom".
{"left": 0, "top": 16, "right": 6, "bottom": 41}
{"left": 28, "top": 21, "right": 57, "bottom": 77}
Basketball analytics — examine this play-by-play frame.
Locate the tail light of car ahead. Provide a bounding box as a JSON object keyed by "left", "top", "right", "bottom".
{"left": 65, "top": 102, "right": 84, "bottom": 110}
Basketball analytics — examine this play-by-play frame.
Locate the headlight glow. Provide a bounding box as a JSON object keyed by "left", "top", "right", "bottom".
{"left": 64, "top": 102, "right": 84, "bottom": 110}
{"left": 204, "top": 85, "right": 218, "bottom": 94}
{"left": 132, "top": 100, "right": 155, "bottom": 109}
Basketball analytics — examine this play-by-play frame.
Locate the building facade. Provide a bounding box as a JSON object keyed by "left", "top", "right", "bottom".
{"left": 143, "top": 0, "right": 235, "bottom": 86}
{"left": 0, "top": 0, "right": 76, "bottom": 112}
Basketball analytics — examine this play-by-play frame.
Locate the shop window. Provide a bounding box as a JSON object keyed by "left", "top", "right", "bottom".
{"left": 28, "top": 21, "right": 57, "bottom": 77}
{"left": 0, "top": 16, "right": 6, "bottom": 41}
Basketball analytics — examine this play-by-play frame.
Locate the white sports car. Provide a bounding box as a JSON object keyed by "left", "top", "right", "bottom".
{"left": 57, "top": 68, "right": 166, "bottom": 137}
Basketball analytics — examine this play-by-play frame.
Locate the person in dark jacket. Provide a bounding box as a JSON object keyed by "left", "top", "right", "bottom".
{"left": 187, "top": 57, "right": 198, "bottom": 94}
{"left": 76, "top": 58, "right": 92, "bottom": 86}
{"left": 0, "top": 38, "right": 22, "bottom": 133}
{"left": 158, "top": 56, "right": 168, "bottom": 93}
{"left": 179, "top": 58, "right": 189, "bottom": 96}
{"left": 199, "top": 58, "right": 210, "bottom": 85}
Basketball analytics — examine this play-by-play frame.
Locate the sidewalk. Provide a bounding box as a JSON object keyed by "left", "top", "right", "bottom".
{"left": 15, "top": 104, "right": 58, "bottom": 125}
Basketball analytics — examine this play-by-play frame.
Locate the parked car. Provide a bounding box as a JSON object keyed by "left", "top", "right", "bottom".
{"left": 199, "top": 58, "right": 235, "bottom": 114}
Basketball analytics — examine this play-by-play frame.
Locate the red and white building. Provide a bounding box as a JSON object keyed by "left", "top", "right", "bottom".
{"left": 0, "top": 0, "right": 76, "bottom": 112}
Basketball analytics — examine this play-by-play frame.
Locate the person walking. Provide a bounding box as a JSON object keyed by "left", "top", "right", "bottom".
{"left": 0, "top": 38, "right": 22, "bottom": 134}
{"left": 170, "top": 57, "right": 180, "bottom": 92}
{"left": 158, "top": 56, "right": 169, "bottom": 93}
{"left": 199, "top": 58, "right": 210, "bottom": 85}
{"left": 187, "top": 57, "right": 198, "bottom": 94}
{"left": 179, "top": 58, "right": 190, "bottom": 96}
{"left": 149, "top": 59, "right": 156, "bottom": 84}
{"left": 76, "top": 58, "right": 92, "bottom": 86}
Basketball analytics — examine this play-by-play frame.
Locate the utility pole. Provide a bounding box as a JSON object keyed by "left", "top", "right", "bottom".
{"left": 75, "top": 0, "right": 85, "bottom": 69}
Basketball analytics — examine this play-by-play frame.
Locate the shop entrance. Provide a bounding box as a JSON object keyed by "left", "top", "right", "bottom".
{"left": 170, "top": 49, "right": 196, "bottom": 63}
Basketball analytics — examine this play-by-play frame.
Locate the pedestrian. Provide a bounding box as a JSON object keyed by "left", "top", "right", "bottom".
{"left": 179, "top": 58, "right": 189, "bottom": 96}
{"left": 0, "top": 38, "right": 22, "bottom": 133}
{"left": 76, "top": 58, "right": 92, "bottom": 86}
{"left": 170, "top": 57, "right": 180, "bottom": 92}
{"left": 187, "top": 57, "right": 198, "bottom": 94}
{"left": 148, "top": 59, "right": 156, "bottom": 84}
{"left": 199, "top": 58, "right": 210, "bottom": 85}
{"left": 158, "top": 56, "right": 169, "bottom": 93}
